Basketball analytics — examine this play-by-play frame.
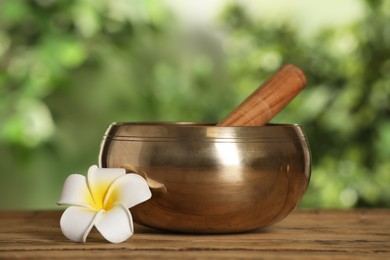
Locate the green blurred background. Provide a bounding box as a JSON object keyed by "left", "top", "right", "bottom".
{"left": 1, "top": 0, "right": 389, "bottom": 210}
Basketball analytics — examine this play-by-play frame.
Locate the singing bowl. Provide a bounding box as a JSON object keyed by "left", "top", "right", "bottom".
{"left": 99, "top": 122, "right": 311, "bottom": 233}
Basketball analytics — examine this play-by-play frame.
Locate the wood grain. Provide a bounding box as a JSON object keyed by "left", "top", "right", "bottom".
{"left": 0, "top": 209, "right": 389, "bottom": 259}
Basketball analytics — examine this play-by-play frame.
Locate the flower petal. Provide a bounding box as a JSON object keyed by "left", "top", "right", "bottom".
{"left": 95, "top": 203, "right": 134, "bottom": 243}
{"left": 60, "top": 206, "right": 102, "bottom": 243}
{"left": 104, "top": 174, "right": 152, "bottom": 209}
{"left": 87, "top": 165, "right": 126, "bottom": 209}
{"left": 57, "top": 174, "right": 94, "bottom": 209}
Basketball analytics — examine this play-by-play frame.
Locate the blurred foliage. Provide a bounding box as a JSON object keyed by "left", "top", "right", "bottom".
{"left": 0, "top": 0, "right": 389, "bottom": 209}
{"left": 219, "top": 0, "right": 390, "bottom": 208}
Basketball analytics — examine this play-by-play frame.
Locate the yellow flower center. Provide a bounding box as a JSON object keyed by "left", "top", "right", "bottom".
{"left": 86, "top": 183, "right": 117, "bottom": 211}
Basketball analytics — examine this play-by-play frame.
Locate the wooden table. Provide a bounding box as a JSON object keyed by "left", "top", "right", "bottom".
{"left": 0, "top": 209, "right": 389, "bottom": 259}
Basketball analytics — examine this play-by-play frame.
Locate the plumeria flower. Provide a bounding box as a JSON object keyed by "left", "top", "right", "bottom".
{"left": 57, "top": 165, "right": 152, "bottom": 243}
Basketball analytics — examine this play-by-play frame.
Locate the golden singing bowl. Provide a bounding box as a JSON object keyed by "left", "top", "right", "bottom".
{"left": 99, "top": 122, "right": 311, "bottom": 233}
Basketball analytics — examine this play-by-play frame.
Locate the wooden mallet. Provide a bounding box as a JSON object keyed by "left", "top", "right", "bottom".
{"left": 217, "top": 64, "right": 307, "bottom": 127}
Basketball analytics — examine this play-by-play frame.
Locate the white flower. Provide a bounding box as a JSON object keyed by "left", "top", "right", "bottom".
{"left": 57, "top": 165, "right": 151, "bottom": 243}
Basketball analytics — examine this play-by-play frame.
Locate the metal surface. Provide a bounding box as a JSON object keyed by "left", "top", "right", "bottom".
{"left": 99, "top": 122, "right": 311, "bottom": 233}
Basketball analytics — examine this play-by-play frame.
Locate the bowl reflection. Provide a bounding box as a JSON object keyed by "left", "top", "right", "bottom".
{"left": 99, "top": 122, "right": 311, "bottom": 233}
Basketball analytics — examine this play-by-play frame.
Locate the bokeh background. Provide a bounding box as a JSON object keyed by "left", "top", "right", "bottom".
{"left": 1, "top": 0, "right": 389, "bottom": 210}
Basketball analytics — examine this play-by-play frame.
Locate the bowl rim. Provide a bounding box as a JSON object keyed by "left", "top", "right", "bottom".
{"left": 110, "top": 122, "right": 301, "bottom": 127}
{"left": 102, "top": 122, "right": 308, "bottom": 142}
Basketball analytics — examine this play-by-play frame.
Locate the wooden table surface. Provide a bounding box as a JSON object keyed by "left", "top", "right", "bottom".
{"left": 0, "top": 209, "right": 389, "bottom": 259}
